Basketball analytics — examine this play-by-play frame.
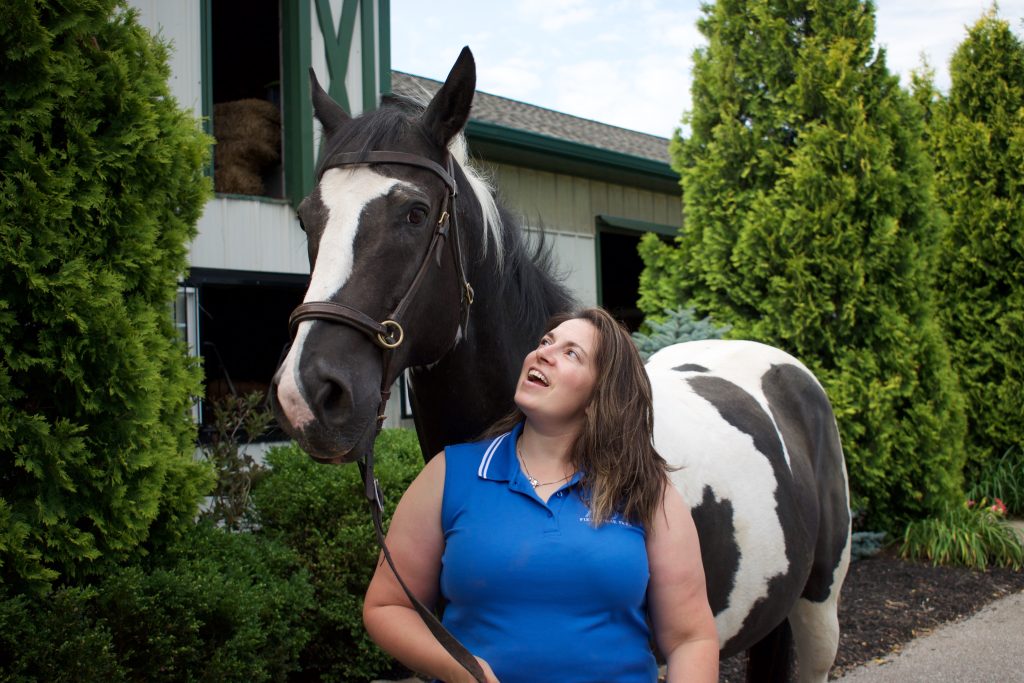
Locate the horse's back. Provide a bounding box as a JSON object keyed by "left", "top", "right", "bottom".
{"left": 646, "top": 339, "right": 850, "bottom": 656}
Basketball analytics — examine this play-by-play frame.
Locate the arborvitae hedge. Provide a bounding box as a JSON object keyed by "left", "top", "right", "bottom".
{"left": 924, "top": 11, "right": 1024, "bottom": 475}
{"left": 0, "top": 0, "right": 214, "bottom": 591}
{"left": 638, "top": 0, "right": 966, "bottom": 529}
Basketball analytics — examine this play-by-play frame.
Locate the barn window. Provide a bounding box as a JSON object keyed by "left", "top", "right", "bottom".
{"left": 208, "top": 0, "right": 284, "bottom": 198}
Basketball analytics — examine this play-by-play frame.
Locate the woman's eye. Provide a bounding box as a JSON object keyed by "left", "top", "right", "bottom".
{"left": 567, "top": 349, "right": 580, "bottom": 360}
{"left": 407, "top": 207, "right": 427, "bottom": 225}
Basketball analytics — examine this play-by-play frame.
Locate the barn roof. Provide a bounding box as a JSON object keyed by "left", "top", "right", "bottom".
{"left": 389, "top": 70, "right": 671, "bottom": 169}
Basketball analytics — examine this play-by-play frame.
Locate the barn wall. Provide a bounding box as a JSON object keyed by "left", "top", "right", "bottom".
{"left": 128, "top": 0, "right": 204, "bottom": 117}
{"left": 483, "top": 161, "right": 682, "bottom": 306}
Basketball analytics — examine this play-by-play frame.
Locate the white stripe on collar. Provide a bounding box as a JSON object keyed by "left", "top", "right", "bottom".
{"left": 477, "top": 432, "right": 510, "bottom": 479}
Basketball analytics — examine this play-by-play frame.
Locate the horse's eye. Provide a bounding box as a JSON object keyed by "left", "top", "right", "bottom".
{"left": 407, "top": 207, "right": 427, "bottom": 225}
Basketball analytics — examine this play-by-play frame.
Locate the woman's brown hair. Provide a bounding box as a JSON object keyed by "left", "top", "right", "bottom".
{"left": 483, "top": 307, "right": 672, "bottom": 529}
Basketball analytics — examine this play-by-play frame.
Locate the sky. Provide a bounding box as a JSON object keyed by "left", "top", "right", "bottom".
{"left": 391, "top": 1, "right": 1024, "bottom": 139}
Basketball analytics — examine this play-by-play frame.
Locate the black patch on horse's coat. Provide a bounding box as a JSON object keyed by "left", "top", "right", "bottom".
{"left": 672, "top": 363, "right": 709, "bottom": 373}
{"left": 762, "top": 364, "right": 850, "bottom": 603}
{"left": 690, "top": 485, "right": 740, "bottom": 618}
{"left": 687, "top": 374, "right": 814, "bottom": 657}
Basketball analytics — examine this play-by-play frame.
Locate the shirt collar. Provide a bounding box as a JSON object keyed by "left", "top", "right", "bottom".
{"left": 477, "top": 421, "right": 583, "bottom": 491}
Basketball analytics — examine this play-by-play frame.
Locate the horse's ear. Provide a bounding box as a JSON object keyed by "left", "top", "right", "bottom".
{"left": 421, "top": 46, "right": 476, "bottom": 148}
{"left": 310, "top": 67, "right": 350, "bottom": 136}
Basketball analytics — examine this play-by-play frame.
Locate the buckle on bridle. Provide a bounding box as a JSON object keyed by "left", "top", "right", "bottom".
{"left": 377, "top": 320, "right": 404, "bottom": 349}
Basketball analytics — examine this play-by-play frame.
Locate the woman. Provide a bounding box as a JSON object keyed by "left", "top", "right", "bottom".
{"left": 364, "top": 308, "right": 718, "bottom": 682}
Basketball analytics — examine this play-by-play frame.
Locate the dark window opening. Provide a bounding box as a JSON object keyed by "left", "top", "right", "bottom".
{"left": 210, "top": 0, "right": 284, "bottom": 198}
{"left": 598, "top": 229, "right": 673, "bottom": 333}
{"left": 194, "top": 278, "right": 305, "bottom": 441}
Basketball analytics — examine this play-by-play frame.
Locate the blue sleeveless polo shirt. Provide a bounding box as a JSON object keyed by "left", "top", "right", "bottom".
{"left": 439, "top": 422, "right": 657, "bottom": 683}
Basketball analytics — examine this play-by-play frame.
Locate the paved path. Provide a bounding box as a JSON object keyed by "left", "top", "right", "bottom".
{"left": 836, "top": 520, "right": 1024, "bottom": 682}
{"left": 833, "top": 588, "right": 1024, "bottom": 682}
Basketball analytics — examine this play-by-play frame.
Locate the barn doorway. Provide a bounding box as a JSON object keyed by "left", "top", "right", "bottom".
{"left": 595, "top": 216, "right": 677, "bottom": 332}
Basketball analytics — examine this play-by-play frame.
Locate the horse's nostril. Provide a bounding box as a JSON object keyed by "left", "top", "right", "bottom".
{"left": 317, "top": 377, "right": 350, "bottom": 422}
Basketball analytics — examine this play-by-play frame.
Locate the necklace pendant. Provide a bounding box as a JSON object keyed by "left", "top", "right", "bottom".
{"left": 529, "top": 477, "right": 539, "bottom": 488}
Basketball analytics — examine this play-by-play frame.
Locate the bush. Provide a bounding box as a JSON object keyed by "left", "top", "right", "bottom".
{"left": 899, "top": 500, "right": 1023, "bottom": 570}
{"left": 631, "top": 307, "right": 731, "bottom": 362}
{"left": 0, "top": 522, "right": 315, "bottom": 682}
{"left": 638, "top": 0, "right": 966, "bottom": 530}
{"left": 199, "top": 392, "right": 273, "bottom": 531}
{"left": 252, "top": 429, "right": 425, "bottom": 682}
{"left": 0, "top": 0, "right": 214, "bottom": 591}
{"left": 966, "top": 446, "right": 1024, "bottom": 517}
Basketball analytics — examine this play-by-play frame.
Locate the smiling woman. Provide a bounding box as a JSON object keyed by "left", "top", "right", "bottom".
{"left": 363, "top": 307, "right": 720, "bottom": 683}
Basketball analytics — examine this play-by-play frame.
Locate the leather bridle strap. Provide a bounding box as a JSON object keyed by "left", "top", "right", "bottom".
{"left": 287, "top": 149, "right": 485, "bottom": 683}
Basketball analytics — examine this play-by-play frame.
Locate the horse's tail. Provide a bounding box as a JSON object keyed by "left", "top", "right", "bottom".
{"left": 745, "top": 618, "right": 793, "bottom": 683}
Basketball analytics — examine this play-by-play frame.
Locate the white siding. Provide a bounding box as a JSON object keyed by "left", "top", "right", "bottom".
{"left": 191, "top": 198, "right": 309, "bottom": 274}
{"left": 127, "top": 0, "right": 203, "bottom": 117}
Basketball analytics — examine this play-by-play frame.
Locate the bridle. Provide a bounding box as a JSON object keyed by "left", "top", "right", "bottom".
{"left": 285, "top": 149, "right": 486, "bottom": 683}
{"left": 289, "top": 149, "right": 475, "bottom": 457}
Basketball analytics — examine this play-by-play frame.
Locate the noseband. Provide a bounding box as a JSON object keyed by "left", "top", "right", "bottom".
{"left": 285, "top": 150, "right": 488, "bottom": 683}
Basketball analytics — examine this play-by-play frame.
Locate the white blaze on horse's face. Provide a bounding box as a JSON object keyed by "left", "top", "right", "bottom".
{"left": 276, "top": 167, "right": 409, "bottom": 430}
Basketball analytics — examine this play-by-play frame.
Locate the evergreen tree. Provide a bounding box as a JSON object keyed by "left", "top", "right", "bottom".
{"left": 924, "top": 9, "right": 1024, "bottom": 474}
{"left": 638, "top": 0, "right": 965, "bottom": 529}
{"left": 0, "top": 0, "right": 214, "bottom": 591}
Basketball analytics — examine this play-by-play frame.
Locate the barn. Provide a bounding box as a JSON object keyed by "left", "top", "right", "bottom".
{"left": 128, "top": 0, "right": 681, "bottom": 433}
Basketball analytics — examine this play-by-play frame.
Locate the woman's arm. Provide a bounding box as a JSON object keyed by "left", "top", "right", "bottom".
{"left": 647, "top": 483, "right": 720, "bottom": 683}
{"left": 363, "top": 452, "right": 498, "bottom": 683}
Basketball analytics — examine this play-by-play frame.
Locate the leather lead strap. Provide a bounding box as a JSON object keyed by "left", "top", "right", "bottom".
{"left": 295, "top": 149, "right": 484, "bottom": 683}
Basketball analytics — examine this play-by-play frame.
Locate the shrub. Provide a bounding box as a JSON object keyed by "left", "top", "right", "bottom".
{"left": 966, "top": 445, "right": 1024, "bottom": 517}
{"left": 252, "top": 429, "right": 425, "bottom": 682}
{"left": 0, "top": 522, "right": 314, "bottom": 682}
{"left": 637, "top": 0, "right": 966, "bottom": 530}
{"left": 0, "top": 0, "right": 214, "bottom": 591}
{"left": 899, "top": 500, "right": 1023, "bottom": 570}
{"left": 199, "top": 391, "right": 273, "bottom": 531}
{"left": 850, "top": 531, "right": 887, "bottom": 562}
{"left": 631, "top": 307, "right": 731, "bottom": 362}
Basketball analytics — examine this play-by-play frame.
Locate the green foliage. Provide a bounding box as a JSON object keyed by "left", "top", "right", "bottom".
{"left": 199, "top": 392, "right": 273, "bottom": 531}
{"left": 899, "top": 500, "right": 1023, "bottom": 570}
{"left": 850, "top": 531, "right": 887, "bottom": 561}
{"left": 966, "top": 445, "right": 1024, "bottom": 516}
{"left": 0, "top": 1, "right": 215, "bottom": 590}
{"left": 923, "top": 10, "right": 1024, "bottom": 474}
{"left": 638, "top": 0, "right": 965, "bottom": 529}
{"left": 631, "top": 307, "right": 731, "bottom": 361}
{"left": 252, "top": 429, "right": 425, "bottom": 682}
{"left": 0, "top": 522, "right": 315, "bottom": 682}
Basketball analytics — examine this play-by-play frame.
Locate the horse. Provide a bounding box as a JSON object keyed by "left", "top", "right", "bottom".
{"left": 270, "top": 47, "right": 851, "bottom": 683}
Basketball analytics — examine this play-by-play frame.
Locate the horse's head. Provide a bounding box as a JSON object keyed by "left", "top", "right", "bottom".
{"left": 271, "top": 47, "right": 477, "bottom": 463}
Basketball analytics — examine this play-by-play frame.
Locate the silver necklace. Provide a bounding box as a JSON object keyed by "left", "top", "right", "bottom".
{"left": 516, "top": 440, "right": 572, "bottom": 488}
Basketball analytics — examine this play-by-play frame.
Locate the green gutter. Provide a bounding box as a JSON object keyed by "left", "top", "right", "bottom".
{"left": 465, "top": 120, "right": 680, "bottom": 194}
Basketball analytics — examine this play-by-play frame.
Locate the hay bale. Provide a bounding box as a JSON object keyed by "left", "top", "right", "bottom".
{"left": 213, "top": 98, "right": 282, "bottom": 195}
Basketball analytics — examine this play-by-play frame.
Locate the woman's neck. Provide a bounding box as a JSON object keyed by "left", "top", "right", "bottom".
{"left": 519, "top": 420, "right": 579, "bottom": 468}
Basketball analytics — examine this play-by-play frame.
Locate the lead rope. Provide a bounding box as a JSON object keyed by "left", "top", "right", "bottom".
{"left": 357, "top": 166, "right": 486, "bottom": 683}
{"left": 360, "top": 382, "right": 488, "bottom": 683}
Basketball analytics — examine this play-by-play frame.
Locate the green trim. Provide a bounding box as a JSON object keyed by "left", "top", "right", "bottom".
{"left": 213, "top": 193, "right": 293, "bottom": 205}
{"left": 465, "top": 120, "right": 679, "bottom": 193}
{"left": 315, "top": 0, "right": 358, "bottom": 113}
{"left": 596, "top": 214, "right": 678, "bottom": 237}
{"left": 200, "top": 0, "right": 214, "bottom": 175}
{"left": 378, "top": 0, "right": 391, "bottom": 94}
{"left": 282, "top": 0, "right": 315, "bottom": 207}
{"left": 360, "top": 0, "right": 376, "bottom": 112}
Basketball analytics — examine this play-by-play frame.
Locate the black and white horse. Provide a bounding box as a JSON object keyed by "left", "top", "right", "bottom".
{"left": 271, "top": 47, "right": 851, "bottom": 683}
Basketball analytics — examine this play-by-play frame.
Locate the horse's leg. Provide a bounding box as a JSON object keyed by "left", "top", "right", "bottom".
{"left": 745, "top": 619, "right": 793, "bottom": 683}
{"left": 789, "top": 594, "right": 841, "bottom": 683}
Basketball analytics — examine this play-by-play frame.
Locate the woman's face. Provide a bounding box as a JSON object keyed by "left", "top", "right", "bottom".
{"left": 514, "top": 318, "right": 600, "bottom": 430}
